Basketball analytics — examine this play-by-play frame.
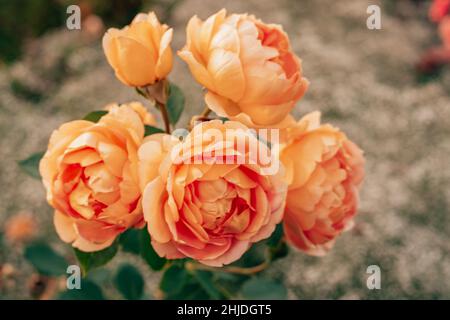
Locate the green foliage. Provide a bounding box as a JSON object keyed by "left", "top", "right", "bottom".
{"left": 267, "top": 224, "right": 289, "bottom": 262}
{"left": 140, "top": 228, "right": 167, "bottom": 271}
{"left": 83, "top": 110, "right": 108, "bottom": 123}
{"left": 115, "top": 264, "right": 144, "bottom": 300}
{"left": 241, "top": 277, "right": 287, "bottom": 300}
{"left": 74, "top": 240, "right": 119, "bottom": 275}
{"left": 166, "top": 83, "right": 185, "bottom": 125}
{"left": 190, "top": 270, "right": 222, "bottom": 299}
{"left": 58, "top": 279, "right": 105, "bottom": 300}
{"left": 119, "top": 229, "right": 141, "bottom": 254}
{"left": 144, "top": 125, "right": 165, "bottom": 136}
{"left": 24, "top": 242, "right": 68, "bottom": 276}
{"left": 160, "top": 264, "right": 189, "bottom": 295}
{"left": 18, "top": 152, "right": 44, "bottom": 179}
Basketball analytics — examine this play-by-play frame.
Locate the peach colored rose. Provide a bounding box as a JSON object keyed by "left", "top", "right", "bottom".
{"left": 39, "top": 103, "right": 153, "bottom": 251}
{"left": 439, "top": 16, "right": 450, "bottom": 49}
{"left": 103, "top": 11, "right": 173, "bottom": 87}
{"left": 280, "top": 112, "right": 365, "bottom": 256}
{"left": 138, "top": 120, "right": 287, "bottom": 266}
{"left": 178, "top": 9, "right": 309, "bottom": 128}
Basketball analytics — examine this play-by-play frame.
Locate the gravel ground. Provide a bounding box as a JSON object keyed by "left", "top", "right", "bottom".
{"left": 1, "top": 0, "right": 450, "bottom": 299}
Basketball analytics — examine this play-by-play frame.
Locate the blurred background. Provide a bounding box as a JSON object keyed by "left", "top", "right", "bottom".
{"left": 1, "top": 0, "right": 450, "bottom": 299}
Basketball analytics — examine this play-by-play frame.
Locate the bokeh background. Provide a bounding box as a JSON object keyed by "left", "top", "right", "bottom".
{"left": 1, "top": 0, "right": 450, "bottom": 299}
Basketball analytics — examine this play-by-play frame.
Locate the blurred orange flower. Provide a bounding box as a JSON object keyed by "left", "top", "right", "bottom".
{"left": 4, "top": 212, "right": 37, "bottom": 243}
{"left": 103, "top": 12, "right": 173, "bottom": 87}
{"left": 39, "top": 103, "right": 153, "bottom": 252}
{"left": 429, "top": 0, "right": 450, "bottom": 23}
{"left": 178, "top": 9, "right": 308, "bottom": 128}
{"left": 280, "top": 112, "right": 365, "bottom": 256}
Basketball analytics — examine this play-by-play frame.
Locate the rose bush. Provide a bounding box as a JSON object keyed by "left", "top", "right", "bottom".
{"left": 19, "top": 8, "right": 366, "bottom": 300}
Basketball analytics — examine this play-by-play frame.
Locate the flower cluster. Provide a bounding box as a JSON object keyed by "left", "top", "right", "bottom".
{"left": 38, "top": 9, "right": 364, "bottom": 267}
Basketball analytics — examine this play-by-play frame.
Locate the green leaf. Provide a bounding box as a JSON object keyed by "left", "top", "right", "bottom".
{"left": 144, "top": 125, "right": 165, "bottom": 136}
{"left": 267, "top": 224, "right": 289, "bottom": 262}
{"left": 18, "top": 152, "right": 44, "bottom": 179}
{"left": 24, "top": 242, "right": 68, "bottom": 276}
{"left": 231, "top": 242, "right": 266, "bottom": 268}
{"left": 267, "top": 224, "right": 284, "bottom": 247}
{"left": 83, "top": 110, "right": 107, "bottom": 123}
{"left": 166, "top": 83, "right": 184, "bottom": 125}
{"left": 74, "top": 240, "right": 118, "bottom": 275}
{"left": 119, "top": 229, "right": 141, "bottom": 254}
{"left": 115, "top": 264, "right": 144, "bottom": 300}
{"left": 140, "top": 228, "right": 166, "bottom": 271}
{"left": 191, "top": 270, "right": 222, "bottom": 300}
{"left": 58, "top": 279, "right": 104, "bottom": 300}
{"left": 160, "top": 264, "right": 188, "bottom": 295}
{"left": 241, "top": 277, "right": 287, "bottom": 300}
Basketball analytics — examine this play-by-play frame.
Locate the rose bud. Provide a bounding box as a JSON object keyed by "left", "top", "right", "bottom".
{"left": 103, "top": 12, "right": 173, "bottom": 87}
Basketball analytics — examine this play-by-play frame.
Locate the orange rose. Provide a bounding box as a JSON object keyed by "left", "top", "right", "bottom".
{"left": 103, "top": 11, "right": 173, "bottom": 87}
{"left": 178, "top": 9, "right": 309, "bottom": 128}
{"left": 280, "top": 112, "right": 365, "bottom": 256}
{"left": 39, "top": 103, "right": 153, "bottom": 251}
{"left": 138, "top": 120, "right": 287, "bottom": 266}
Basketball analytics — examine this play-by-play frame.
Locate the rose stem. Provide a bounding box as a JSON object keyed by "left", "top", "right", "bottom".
{"left": 185, "top": 260, "right": 269, "bottom": 276}
{"left": 156, "top": 101, "right": 171, "bottom": 134}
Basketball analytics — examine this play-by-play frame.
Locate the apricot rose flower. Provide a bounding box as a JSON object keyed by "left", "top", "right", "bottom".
{"left": 138, "top": 120, "right": 287, "bottom": 266}
{"left": 103, "top": 11, "right": 173, "bottom": 87}
{"left": 39, "top": 103, "right": 153, "bottom": 251}
{"left": 178, "top": 9, "right": 309, "bottom": 128}
{"left": 280, "top": 112, "right": 365, "bottom": 256}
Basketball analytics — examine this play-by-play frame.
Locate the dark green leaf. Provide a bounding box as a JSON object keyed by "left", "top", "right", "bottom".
{"left": 115, "top": 264, "right": 144, "bottom": 300}
{"left": 160, "top": 264, "right": 188, "bottom": 295}
{"left": 191, "top": 270, "right": 222, "bottom": 300}
{"left": 267, "top": 224, "right": 284, "bottom": 247}
{"left": 270, "top": 242, "right": 289, "bottom": 262}
{"left": 267, "top": 224, "right": 289, "bottom": 262}
{"left": 166, "top": 83, "right": 184, "bottom": 125}
{"left": 24, "top": 242, "right": 68, "bottom": 276}
{"left": 231, "top": 242, "right": 266, "bottom": 268}
{"left": 241, "top": 277, "right": 287, "bottom": 300}
{"left": 18, "top": 152, "right": 44, "bottom": 179}
{"left": 74, "top": 240, "right": 118, "bottom": 275}
{"left": 58, "top": 279, "right": 104, "bottom": 300}
{"left": 83, "top": 110, "right": 107, "bottom": 123}
{"left": 144, "top": 125, "right": 165, "bottom": 136}
{"left": 140, "top": 228, "right": 166, "bottom": 270}
{"left": 119, "top": 229, "right": 140, "bottom": 254}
